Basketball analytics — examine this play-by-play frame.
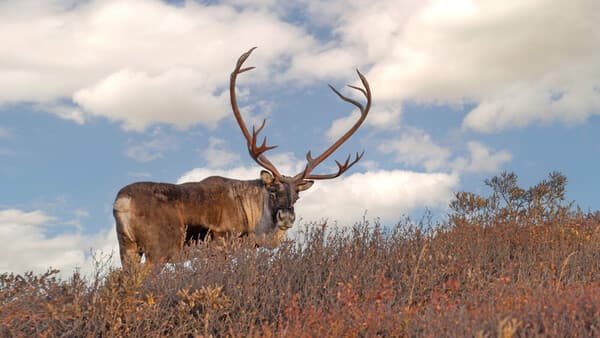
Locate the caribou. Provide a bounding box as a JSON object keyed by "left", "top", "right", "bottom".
{"left": 113, "top": 47, "right": 371, "bottom": 268}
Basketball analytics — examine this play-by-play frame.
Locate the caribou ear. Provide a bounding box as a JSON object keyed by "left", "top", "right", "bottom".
{"left": 297, "top": 180, "right": 314, "bottom": 192}
{"left": 260, "top": 170, "right": 275, "bottom": 186}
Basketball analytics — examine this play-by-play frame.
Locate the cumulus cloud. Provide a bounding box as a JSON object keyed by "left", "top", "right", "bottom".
{"left": 0, "top": 208, "right": 118, "bottom": 277}
{"left": 378, "top": 128, "right": 451, "bottom": 172}
{"left": 379, "top": 129, "right": 512, "bottom": 174}
{"left": 201, "top": 137, "right": 240, "bottom": 168}
{"left": 0, "top": 209, "right": 55, "bottom": 227}
{"left": 366, "top": 106, "right": 403, "bottom": 130}
{"left": 296, "top": 170, "right": 458, "bottom": 225}
{"left": 326, "top": 111, "right": 362, "bottom": 142}
{"left": 74, "top": 68, "right": 231, "bottom": 131}
{"left": 451, "top": 141, "right": 513, "bottom": 173}
{"left": 125, "top": 127, "right": 177, "bottom": 162}
{"left": 35, "top": 102, "right": 86, "bottom": 125}
{"left": 178, "top": 166, "right": 262, "bottom": 184}
{"left": 307, "top": 0, "right": 600, "bottom": 132}
{"left": 178, "top": 151, "right": 305, "bottom": 183}
{"left": 284, "top": 46, "right": 366, "bottom": 84}
{"left": 324, "top": 105, "right": 398, "bottom": 150}
{"left": 462, "top": 83, "right": 600, "bottom": 132}
{"left": 5, "top": 0, "right": 596, "bottom": 133}
{"left": 0, "top": 0, "right": 316, "bottom": 131}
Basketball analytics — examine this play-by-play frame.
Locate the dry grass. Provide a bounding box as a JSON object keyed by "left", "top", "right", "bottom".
{"left": 1, "top": 172, "right": 599, "bottom": 337}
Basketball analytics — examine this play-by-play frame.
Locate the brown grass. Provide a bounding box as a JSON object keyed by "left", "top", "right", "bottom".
{"left": 1, "top": 172, "right": 599, "bottom": 337}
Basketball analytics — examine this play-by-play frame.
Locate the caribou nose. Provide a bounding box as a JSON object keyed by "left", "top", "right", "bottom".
{"left": 277, "top": 209, "right": 295, "bottom": 229}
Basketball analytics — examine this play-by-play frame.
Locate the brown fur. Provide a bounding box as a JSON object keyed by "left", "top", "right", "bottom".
{"left": 113, "top": 175, "right": 285, "bottom": 268}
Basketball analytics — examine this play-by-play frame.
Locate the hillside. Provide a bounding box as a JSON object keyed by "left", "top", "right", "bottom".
{"left": 1, "top": 172, "right": 599, "bottom": 337}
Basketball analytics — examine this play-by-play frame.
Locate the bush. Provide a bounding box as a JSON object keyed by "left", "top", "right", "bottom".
{"left": 450, "top": 171, "right": 572, "bottom": 226}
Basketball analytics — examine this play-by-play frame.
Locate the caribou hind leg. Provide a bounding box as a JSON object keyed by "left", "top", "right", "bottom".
{"left": 113, "top": 196, "right": 141, "bottom": 269}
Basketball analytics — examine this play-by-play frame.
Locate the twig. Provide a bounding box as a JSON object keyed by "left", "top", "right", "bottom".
{"left": 556, "top": 251, "right": 576, "bottom": 292}
{"left": 408, "top": 243, "right": 428, "bottom": 308}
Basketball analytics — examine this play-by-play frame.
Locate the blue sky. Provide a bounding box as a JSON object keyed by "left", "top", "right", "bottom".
{"left": 1, "top": 0, "right": 599, "bottom": 275}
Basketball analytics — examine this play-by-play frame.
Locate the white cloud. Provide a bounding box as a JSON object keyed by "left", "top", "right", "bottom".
{"left": 125, "top": 127, "right": 177, "bottom": 162}
{"left": 296, "top": 170, "right": 458, "bottom": 225}
{"left": 178, "top": 166, "right": 262, "bottom": 184}
{"left": 325, "top": 106, "right": 396, "bottom": 146}
{"left": 451, "top": 141, "right": 512, "bottom": 173}
{"left": 2, "top": 0, "right": 598, "bottom": 133}
{"left": 285, "top": 46, "right": 365, "bottom": 84}
{"left": 236, "top": 99, "right": 275, "bottom": 132}
{"left": 0, "top": 0, "right": 316, "bottom": 130}
{"left": 74, "top": 68, "right": 230, "bottom": 131}
{"left": 180, "top": 151, "right": 308, "bottom": 183}
{"left": 267, "top": 152, "right": 307, "bottom": 174}
{"left": 35, "top": 102, "right": 86, "bottom": 125}
{"left": 178, "top": 151, "right": 305, "bottom": 183}
{"left": 366, "top": 105, "right": 402, "bottom": 130}
{"left": 0, "top": 208, "right": 118, "bottom": 277}
{"left": 0, "top": 209, "right": 55, "bottom": 226}
{"left": 326, "top": 111, "right": 361, "bottom": 142}
{"left": 462, "top": 82, "right": 600, "bottom": 132}
{"left": 378, "top": 128, "right": 451, "bottom": 172}
{"left": 308, "top": 0, "right": 600, "bottom": 132}
{"left": 202, "top": 137, "right": 241, "bottom": 168}
{"left": 379, "top": 129, "right": 512, "bottom": 174}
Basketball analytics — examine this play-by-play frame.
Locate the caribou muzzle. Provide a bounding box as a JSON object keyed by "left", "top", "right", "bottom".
{"left": 276, "top": 208, "right": 295, "bottom": 230}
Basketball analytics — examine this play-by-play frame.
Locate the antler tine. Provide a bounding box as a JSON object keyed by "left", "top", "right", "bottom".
{"left": 251, "top": 120, "right": 278, "bottom": 156}
{"left": 329, "top": 85, "right": 364, "bottom": 112}
{"left": 301, "top": 150, "right": 365, "bottom": 180}
{"left": 230, "top": 47, "right": 281, "bottom": 177}
{"left": 295, "top": 70, "right": 371, "bottom": 181}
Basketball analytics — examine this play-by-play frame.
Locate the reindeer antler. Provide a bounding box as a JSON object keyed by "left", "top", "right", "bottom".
{"left": 230, "top": 47, "right": 371, "bottom": 182}
{"left": 230, "top": 47, "right": 282, "bottom": 178}
{"left": 294, "top": 70, "right": 371, "bottom": 180}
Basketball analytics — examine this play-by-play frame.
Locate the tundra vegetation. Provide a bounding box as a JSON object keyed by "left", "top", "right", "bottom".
{"left": 1, "top": 171, "right": 599, "bottom": 337}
